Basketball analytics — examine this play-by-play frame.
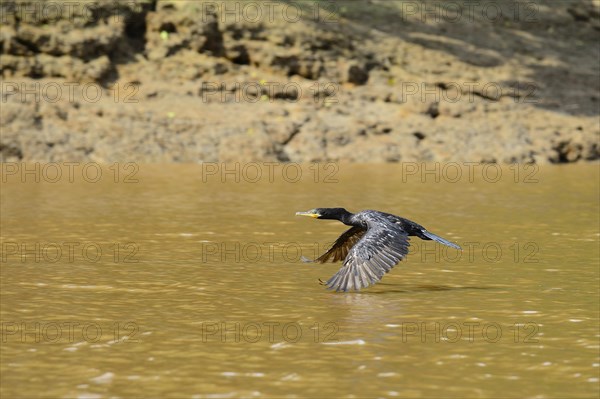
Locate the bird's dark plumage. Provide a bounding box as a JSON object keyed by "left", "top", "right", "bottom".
{"left": 296, "top": 208, "right": 461, "bottom": 292}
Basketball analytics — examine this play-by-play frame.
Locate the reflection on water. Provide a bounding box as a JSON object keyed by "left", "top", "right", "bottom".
{"left": 1, "top": 163, "right": 598, "bottom": 398}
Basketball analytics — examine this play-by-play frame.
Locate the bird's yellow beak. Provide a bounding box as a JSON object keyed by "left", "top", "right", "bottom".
{"left": 295, "top": 211, "right": 320, "bottom": 218}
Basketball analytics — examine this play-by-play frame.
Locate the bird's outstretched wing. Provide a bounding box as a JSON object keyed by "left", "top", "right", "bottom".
{"left": 304, "top": 226, "right": 366, "bottom": 263}
{"left": 324, "top": 220, "right": 410, "bottom": 292}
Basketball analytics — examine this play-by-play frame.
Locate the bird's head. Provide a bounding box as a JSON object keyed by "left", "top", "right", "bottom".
{"left": 295, "top": 208, "right": 349, "bottom": 220}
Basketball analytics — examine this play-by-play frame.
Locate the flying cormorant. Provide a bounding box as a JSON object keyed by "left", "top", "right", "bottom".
{"left": 296, "top": 208, "right": 461, "bottom": 292}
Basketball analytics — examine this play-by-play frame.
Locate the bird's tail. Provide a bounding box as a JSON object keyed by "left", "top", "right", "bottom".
{"left": 421, "top": 230, "right": 461, "bottom": 250}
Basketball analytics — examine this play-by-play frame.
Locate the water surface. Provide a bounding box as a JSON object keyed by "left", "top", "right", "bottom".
{"left": 1, "top": 163, "right": 598, "bottom": 398}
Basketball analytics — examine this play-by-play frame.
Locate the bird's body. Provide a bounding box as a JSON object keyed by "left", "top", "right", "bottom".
{"left": 296, "top": 208, "right": 461, "bottom": 292}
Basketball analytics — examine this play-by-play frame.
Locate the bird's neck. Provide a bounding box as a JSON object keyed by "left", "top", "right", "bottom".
{"left": 339, "top": 211, "right": 356, "bottom": 226}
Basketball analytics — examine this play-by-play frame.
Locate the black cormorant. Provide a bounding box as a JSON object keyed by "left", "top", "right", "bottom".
{"left": 296, "top": 208, "right": 461, "bottom": 292}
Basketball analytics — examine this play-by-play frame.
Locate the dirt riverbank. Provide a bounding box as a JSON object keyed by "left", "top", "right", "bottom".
{"left": 1, "top": 0, "right": 598, "bottom": 163}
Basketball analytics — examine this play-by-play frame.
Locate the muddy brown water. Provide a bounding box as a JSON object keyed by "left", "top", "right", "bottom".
{"left": 1, "top": 163, "right": 598, "bottom": 398}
